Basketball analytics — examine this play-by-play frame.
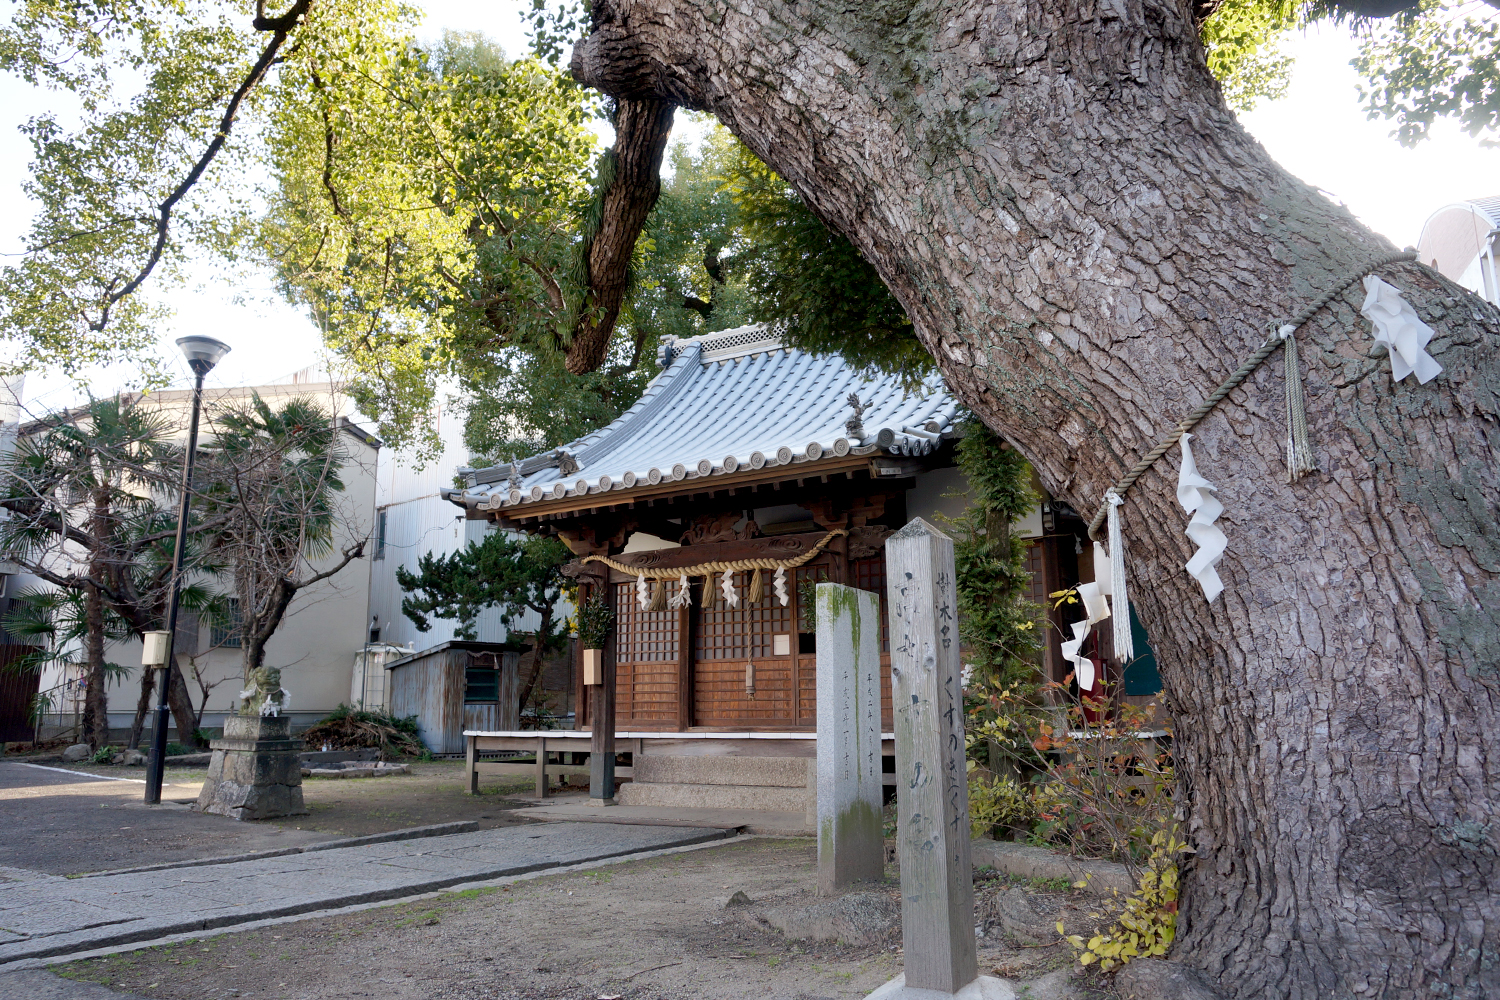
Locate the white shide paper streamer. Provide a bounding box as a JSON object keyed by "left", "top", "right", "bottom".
{"left": 720, "top": 569, "right": 740, "bottom": 608}
{"left": 1106, "top": 492, "right": 1134, "bottom": 662}
{"left": 1060, "top": 619, "right": 1095, "bottom": 692}
{"left": 1360, "top": 275, "right": 1443, "bottom": 385}
{"left": 1177, "top": 433, "right": 1227, "bottom": 603}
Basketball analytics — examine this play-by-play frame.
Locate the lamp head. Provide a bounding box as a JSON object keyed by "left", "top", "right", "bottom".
{"left": 175, "top": 335, "right": 232, "bottom": 376}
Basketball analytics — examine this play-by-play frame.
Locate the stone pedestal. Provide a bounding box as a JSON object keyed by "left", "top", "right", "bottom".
{"left": 865, "top": 974, "right": 1015, "bottom": 1000}
{"left": 816, "top": 582, "right": 886, "bottom": 895}
{"left": 882, "top": 518, "right": 978, "bottom": 995}
{"left": 195, "top": 715, "right": 307, "bottom": 821}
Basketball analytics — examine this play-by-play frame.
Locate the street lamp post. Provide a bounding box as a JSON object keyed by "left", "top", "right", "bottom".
{"left": 144, "top": 335, "right": 231, "bottom": 805}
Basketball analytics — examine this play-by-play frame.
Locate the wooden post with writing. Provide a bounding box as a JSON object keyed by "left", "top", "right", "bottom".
{"left": 815, "top": 582, "right": 885, "bottom": 895}
{"left": 881, "top": 518, "right": 980, "bottom": 995}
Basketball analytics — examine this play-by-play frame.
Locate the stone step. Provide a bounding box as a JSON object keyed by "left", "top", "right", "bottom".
{"left": 632, "top": 754, "right": 811, "bottom": 788}
{"left": 616, "top": 779, "right": 812, "bottom": 813}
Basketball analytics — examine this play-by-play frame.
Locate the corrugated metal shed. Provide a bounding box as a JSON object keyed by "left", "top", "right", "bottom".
{"left": 443, "top": 324, "right": 961, "bottom": 514}
{"left": 387, "top": 640, "right": 528, "bottom": 754}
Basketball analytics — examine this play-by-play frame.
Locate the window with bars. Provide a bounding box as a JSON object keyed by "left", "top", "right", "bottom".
{"left": 211, "top": 597, "right": 242, "bottom": 649}
{"left": 852, "top": 557, "right": 890, "bottom": 654}
{"left": 694, "top": 572, "right": 793, "bottom": 661}
{"left": 614, "top": 580, "right": 682, "bottom": 663}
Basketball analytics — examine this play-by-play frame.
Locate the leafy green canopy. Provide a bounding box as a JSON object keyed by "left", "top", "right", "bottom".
{"left": 0, "top": 0, "right": 340, "bottom": 382}
{"left": 260, "top": 26, "right": 602, "bottom": 459}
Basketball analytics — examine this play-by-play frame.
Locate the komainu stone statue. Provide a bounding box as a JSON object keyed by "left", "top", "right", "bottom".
{"left": 195, "top": 668, "right": 306, "bottom": 821}
{"left": 239, "top": 666, "right": 290, "bottom": 717}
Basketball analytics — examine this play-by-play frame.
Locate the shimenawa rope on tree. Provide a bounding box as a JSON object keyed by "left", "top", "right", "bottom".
{"left": 1085, "top": 250, "right": 1418, "bottom": 541}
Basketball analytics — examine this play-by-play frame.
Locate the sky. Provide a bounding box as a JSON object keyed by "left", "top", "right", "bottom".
{"left": 1, "top": 5, "right": 1497, "bottom": 418}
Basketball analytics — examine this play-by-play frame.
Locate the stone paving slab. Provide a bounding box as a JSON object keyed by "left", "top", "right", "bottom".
{"left": 0, "top": 821, "right": 728, "bottom": 966}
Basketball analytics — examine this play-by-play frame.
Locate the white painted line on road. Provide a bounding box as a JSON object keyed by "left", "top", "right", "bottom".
{"left": 15, "top": 763, "right": 146, "bottom": 784}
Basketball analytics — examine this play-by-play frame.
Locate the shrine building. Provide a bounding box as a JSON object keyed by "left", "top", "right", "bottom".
{"left": 443, "top": 325, "right": 1153, "bottom": 811}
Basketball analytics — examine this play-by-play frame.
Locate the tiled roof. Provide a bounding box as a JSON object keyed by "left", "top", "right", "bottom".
{"left": 445, "top": 325, "right": 960, "bottom": 514}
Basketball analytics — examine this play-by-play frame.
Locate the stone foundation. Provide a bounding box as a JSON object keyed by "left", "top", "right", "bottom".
{"left": 195, "top": 715, "right": 307, "bottom": 821}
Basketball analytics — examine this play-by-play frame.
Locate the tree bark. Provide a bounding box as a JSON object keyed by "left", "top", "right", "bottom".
{"left": 564, "top": 97, "right": 676, "bottom": 374}
{"left": 167, "top": 660, "right": 199, "bottom": 746}
{"left": 573, "top": 3, "right": 1500, "bottom": 998}
{"left": 81, "top": 579, "right": 108, "bottom": 750}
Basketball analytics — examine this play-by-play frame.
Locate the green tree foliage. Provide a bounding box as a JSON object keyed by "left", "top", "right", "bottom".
{"left": 947, "top": 421, "right": 1044, "bottom": 693}
{"left": 1201, "top": 0, "right": 1304, "bottom": 111}
{"left": 719, "top": 135, "right": 934, "bottom": 383}
{"left": 396, "top": 530, "right": 571, "bottom": 714}
{"left": 1354, "top": 1, "right": 1500, "bottom": 146}
{"left": 0, "top": 394, "right": 223, "bottom": 746}
{"left": 397, "top": 530, "right": 569, "bottom": 640}
{"left": 0, "top": 0, "right": 334, "bottom": 383}
{"left": 260, "top": 26, "right": 603, "bottom": 458}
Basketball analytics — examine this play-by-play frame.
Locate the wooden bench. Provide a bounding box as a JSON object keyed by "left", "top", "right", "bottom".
{"left": 463, "top": 730, "right": 897, "bottom": 799}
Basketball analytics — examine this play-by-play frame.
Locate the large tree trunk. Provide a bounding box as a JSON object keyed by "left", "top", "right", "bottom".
{"left": 564, "top": 97, "right": 676, "bottom": 374}
{"left": 81, "top": 579, "right": 109, "bottom": 750}
{"left": 573, "top": 3, "right": 1500, "bottom": 998}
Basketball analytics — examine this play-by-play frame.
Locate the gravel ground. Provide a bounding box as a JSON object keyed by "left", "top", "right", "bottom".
{"left": 51, "top": 838, "right": 1114, "bottom": 1000}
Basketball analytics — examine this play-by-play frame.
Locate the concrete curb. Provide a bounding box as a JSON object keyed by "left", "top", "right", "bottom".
{"left": 67, "top": 821, "right": 482, "bottom": 880}
{"left": 0, "top": 826, "right": 734, "bottom": 967}
{"left": 971, "top": 839, "right": 1134, "bottom": 895}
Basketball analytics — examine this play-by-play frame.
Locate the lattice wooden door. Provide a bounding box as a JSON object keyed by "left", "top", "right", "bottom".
{"left": 692, "top": 570, "right": 797, "bottom": 727}
{"left": 613, "top": 579, "right": 683, "bottom": 728}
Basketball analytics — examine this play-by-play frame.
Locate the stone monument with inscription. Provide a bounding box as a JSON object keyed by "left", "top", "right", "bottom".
{"left": 872, "top": 519, "right": 1013, "bottom": 1000}
{"left": 815, "top": 582, "right": 886, "bottom": 895}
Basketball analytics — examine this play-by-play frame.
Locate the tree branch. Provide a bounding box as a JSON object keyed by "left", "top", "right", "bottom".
{"left": 86, "top": 0, "right": 316, "bottom": 333}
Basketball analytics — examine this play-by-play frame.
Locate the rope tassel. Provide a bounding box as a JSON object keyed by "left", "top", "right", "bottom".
{"left": 748, "top": 568, "right": 764, "bottom": 604}
{"left": 1280, "top": 324, "right": 1317, "bottom": 482}
{"left": 1106, "top": 492, "right": 1134, "bottom": 663}
{"left": 649, "top": 579, "right": 667, "bottom": 612}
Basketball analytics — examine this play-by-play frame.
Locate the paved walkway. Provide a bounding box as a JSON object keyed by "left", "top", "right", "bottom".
{"left": 524, "top": 796, "right": 815, "bottom": 835}
{"left": 0, "top": 821, "right": 729, "bottom": 967}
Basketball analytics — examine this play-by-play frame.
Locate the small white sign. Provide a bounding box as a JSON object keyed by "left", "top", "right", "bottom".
{"left": 772, "top": 633, "right": 791, "bottom": 656}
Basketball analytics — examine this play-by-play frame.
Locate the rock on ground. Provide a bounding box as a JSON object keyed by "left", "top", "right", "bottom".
{"left": 762, "top": 890, "right": 901, "bottom": 946}
{"left": 1114, "top": 959, "right": 1226, "bottom": 1000}
{"left": 61, "top": 744, "right": 91, "bottom": 762}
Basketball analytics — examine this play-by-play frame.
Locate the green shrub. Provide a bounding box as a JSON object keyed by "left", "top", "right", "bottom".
{"left": 575, "top": 594, "right": 614, "bottom": 649}
{"left": 967, "top": 761, "right": 1041, "bottom": 838}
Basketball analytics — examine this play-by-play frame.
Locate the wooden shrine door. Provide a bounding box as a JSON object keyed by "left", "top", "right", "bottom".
{"left": 690, "top": 556, "right": 894, "bottom": 731}
{"left": 613, "top": 578, "right": 685, "bottom": 729}
{"left": 692, "top": 569, "right": 801, "bottom": 728}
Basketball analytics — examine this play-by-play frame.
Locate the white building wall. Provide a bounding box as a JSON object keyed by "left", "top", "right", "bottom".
{"left": 366, "top": 399, "right": 538, "bottom": 656}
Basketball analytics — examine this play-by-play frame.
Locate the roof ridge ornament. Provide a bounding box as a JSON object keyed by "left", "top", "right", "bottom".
{"left": 844, "top": 392, "right": 869, "bottom": 441}
{"left": 506, "top": 456, "right": 522, "bottom": 492}
{"left": 554, "top": 449, "right": 580, "bottom": 477}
